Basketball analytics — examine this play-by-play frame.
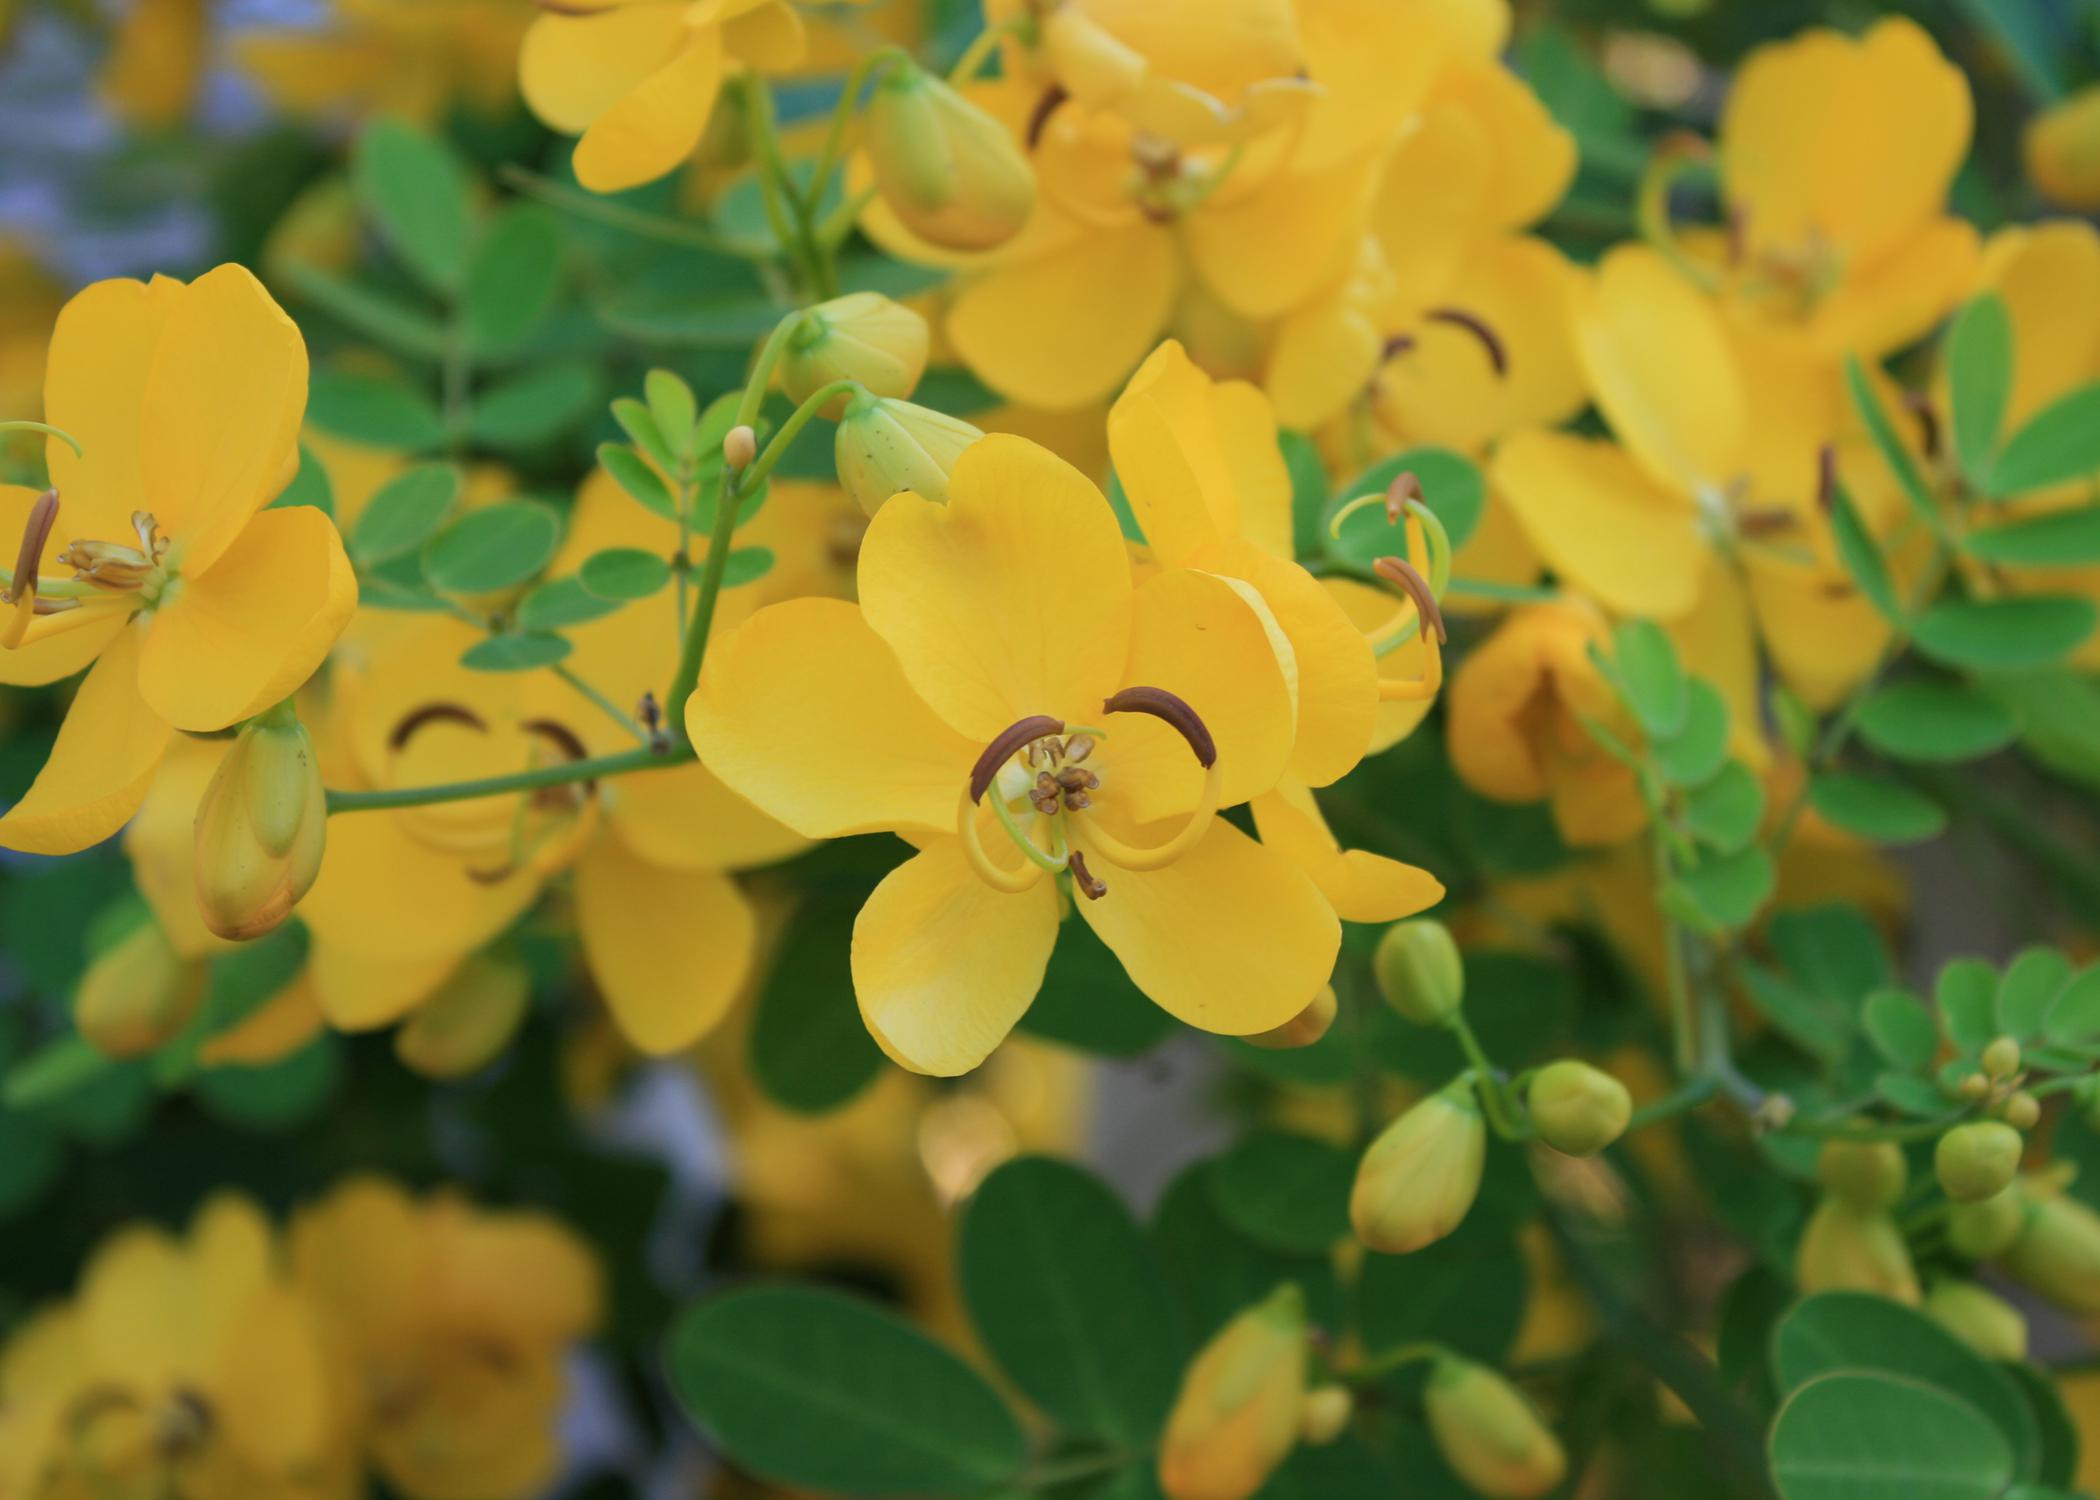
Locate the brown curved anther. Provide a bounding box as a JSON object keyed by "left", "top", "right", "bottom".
{"left": 1373, "top": 556, "right": 1448, "bottom": 645}
{"left": 5, "top": 489, "right": 56, "bottom": 603}
{"left": 1815, "top": 444, "right": 1837, "bottom": 513}
{"left": 1424, "top": 307, "right": 1507, "bottom": 377}
{"left": 1379, "top": 333, "right": 1416, "bottom": 364}
{"left": 970, "top": 714, "right": 1066, "bottom": 803}
{"left": 1026, "top": 84, "right": 1069, "bottom": 150}
{"left": 522, "top": 718, "right": 594, "bottom": 794}
{"left": 389, "top": 702, "right": 489, "bottom": 751}
{"left": 1067, "top": 850, "right": 1107, "bottom": 901}
{"left": 1385, "top": 471, "right": 1423, "bottom": 524}
{"left": 1102, "top": 686, "right": 1215, "bottom": 768}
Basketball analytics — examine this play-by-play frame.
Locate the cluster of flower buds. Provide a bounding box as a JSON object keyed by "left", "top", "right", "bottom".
{"left": 1795, "top": 1140, "right": 1920, "bottom": 1303}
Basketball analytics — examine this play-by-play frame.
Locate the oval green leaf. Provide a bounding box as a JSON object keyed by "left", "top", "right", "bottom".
{"left": 460, "top": 632, "right": 571, "bottom": 672}
{"left": 1807, "top": 773, "right": 1947, "bottom": 845}
{"left": 1654, "top": 680, "right": 1730, "bottom": 786}
{"left": 1771, "top": 1372, "right": 2014, "bottom": 1500}
{"left": 748, "top": 897, "right": 882, "bottom": 1115}
{"left": 465, "top": 204, "right": 562, "bottom": 355}
{"left": 1209, "top": 1131, "right": 1354, "bottom": 1254}
{"left": 350, "top": 463, "right": 459, "bottom": 566}
{"left": 423, "top": 501, "right": 563, "bottom": 595}
{"left": 1914, "top": 596, "right": 2099, "bottom": 671}
{"left": 1863, "top": 988, "right": 1939, "bottom": 1072}
{"left": 308, "top": 368, "right": 446, "bottom": 453}
{"left": 352, "top": 119, "right": 470, "bottom": 295}
{"left": 1612, "top": 618, "right": 1688, "bottom": 737}
{"left": 516, "top": 577, "right": 624, "bottom": 633}
{"left": 1992, "top": 382, "right": 2100, "bottom": 497}
{"left": 1949, "top": 293, "right": 2013, "bottom": 490}
{"left": 1855, "top": 680, "right": 2020, "bottom": 763}
{"left": 467, "top": 361, "right": 603, "bottom": 452}
{"left": 1963, "top": 507, "right": 2100, "bottom": 566}
{"left": 580, "top": 547, "right": 672, "bottom": 601}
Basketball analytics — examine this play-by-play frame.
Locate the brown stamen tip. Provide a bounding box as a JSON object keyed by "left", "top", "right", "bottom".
{"left": 1815, "top": 444, "right": 1838, "bottom": 513}
{"left": 1424, "top": 306, "right": 1507, "bottom": 377}
{"left": 1902, "top": 390, "right": 1942, "bottom": 461}
{"left": 6, "top": 489, "right": 56, "bottom": 602}
{"left": 1067, "top": 850, "right": 1107, "bottom": 900}
{"left": 1384, "top": 471, "right": 1423, "bottom": 524}
{"left": 1379, "top": 333, "right": 1416, "bottom": 363}
{"left": 1372, "top": 556, "right": 1448, "bottom": 645}
{"left": 1102, "top": 685, "right": 1216, "bottom": 768}
{"left": 1026, "top": 84, "right": 1069, "bottom": 151}
{"left": 522, "top": 718, "right": 592, "bottom": 788}
{"left": 389, "top": 702, "right": 489, "bottom": 751}
{"left": 970, "top": 714, "right": 1067, "bottom": 803}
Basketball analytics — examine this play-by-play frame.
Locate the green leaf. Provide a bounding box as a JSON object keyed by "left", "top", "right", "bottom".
{"left": 1774, "top": 1293, "right": 2039, "bottom": 1479}
{"left": 1844, "top": 356, "right": 1941, "bottom": 534}
{"left": 1829, "top": 481, "right": 1903, "bottom": 624}
{"left": 1938, "top": 959, "right": 2002, "bottom": 1054}
{"left": 282, "top": 262, "right": 447, "bottom": 360}
{"left": 1208, "top": 1132, "right": 1353, "bottom": 1255}
{"left": 1948, "top": 294, "right": 2013, "bottom": 490}
{"left": 748, "top": 897, "right": 882, "bottom": 1115}
{"left": 196, "top": 1036, "right": 341, "bottom": 1133}
{"left": 271, "top": 441, "right": 334, "bottom": 515}
{"left": 580, "top": 547, "right": 671, "bottom": 601}
{"left": 1281, "top": 429, "right": 1328, "bottom": 562}
{"left": 1963, "top": 507, "right": 2100, "bottom": 565}
{"left": 349, "top": 463, "right": 459, "bottom": 566}
{"left": 1877, "top": 1071, "right": 1953, "bottom": 1116}
{"left": 516, "top": 576, "right": 624, "bottom": 632}
{"left": 1981, "top": 669, "right": 2100, "bottom": 787}
{"left": 1611, "top": 619, "right": 1687, "bottom": 737}
{"left": 722, "top": 546, "right": 775, "bottom": 588}
{"left": 666, "top": 1286, "right": 1026, "bottom": 1496}
{"left": 1863, "top": 989, "right": 1939, "bottom": 1072}
{"left": 1151, "top": 1161, "right": 1341, "bottom": 1345}
{"left": 2, "top": 1035, "right": 114, "bottom": 1111}
{"left": 2043, "top": 966, "right": 2100, "bottom": 1044}
{"left": 1997, "top": 948, "right": 2073, "bottom": 1039}
{"left": 647, "top": 368, "right": 701, "bottom": 458}
{"left": 958, "top": 1157, "right": 1181, "bottom": 1444}
{"left": 461, "top": 632, "right": 571, "bottom": 672}
{"left": 1328, "top": 447, "right": 1485, "bottom": 567}
{"left": 1991, "top": 382, "right": 2100, "bottom": 496}
{"left": 1356, "top": 1214, "right": 1528, "bottom": 1364}
{"left": 611, "top": 402, "right": 678, "bottom": 478}
{"left": 1854, "top": 680, "right": 2020, "bottom": 763}
{"left": 308, "top": 368, "right": 446, "bottom": 452}
{"left": 1673, "top": 844, "right": 1775, "bottom": 931}
{"left": 2004, "top": 1361, "right": 2081, "bottom": 1490}
{"left": 422, "top": 501, "right": 563, "bottom": 594}
{"left": 464, "top": 204, "right": 562, "bottom": 356}
{"left": 598, "top": 443, "right": 678, "bottom": 518}
{"left": 1683, "top": 761, "right": 1765, "bottom": 853}
{"left": 1017, "top": 918, "right": 1175, "bottom": 1056}
{"left": 1808, "top": 773, "right": 1947, "bottom": 845}
{"left": 1770, "top": 1372, "right": 2014, "bottom": 1500}
{"left": 1914, "top": 596, "right": 2099, "bottom": 671}
{"left": 1653, "top": 680, "right": 1730, "bottom": 787}
{"left": 352, "top": 119, "right": 471, "bottom": 295}
{"left": 468, "top": 362, "right": 602, "bottom": 451}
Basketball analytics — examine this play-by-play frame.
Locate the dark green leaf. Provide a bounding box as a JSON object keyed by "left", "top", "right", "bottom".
{"left": 1948, "top": 294, "right": 2013, "bottom": 490}
{"left": 2004, "top": 1361, "right": 2080, "bottom": 1490}
{"left": 2, "top": 1036, "right": 114, "bottom": 1111}
{"left": 1807, "top": 773, "right": 1947, "bottom": 845}
{"left": 1938, "top": 960, "right": 2001, "bottom": 1054}
{"left": 465, "top": 204, "right": 562, "bottom": 355}
{"left": 1876, "top": 1071, "right": 1953, "bottom": 1116}
{"left": 1863, "top": 989, "right": 1939, "bottom": 1072}
{"left": 667, "top": 1286, "right": 1025, "bottom": 1496}
{"left": 349, "top": 463, "right": 459, "bottom": 565}
{"left": 468, "top": 362, "right": 602, "bottom": 452}
{"left": 1992, "top": 383, "right": 2100, "bottom": 497}
{"left": 1654, "top": 680, "right": 1730, "bottom": 786}
{"left": 1914, "top": 596, "right": 2099, "bottom": 671}
{"left": 308, "top": 368, "right": 446, "bottom": 451}
{"left": 1209, "top": 1132, "right": 1353, "bottom": 1254}
{"left": 195, "top": 1036, "right": 342, "bottom": 1133}
{"left": 721, "top": 546, "right": 775, "bottom": 587}
{"left": 516, "top": 577, "right": 624, "bottom": 632}
{"left": 1281, "top": 429, "right": 1328, "bottom": 561}
{"left": 1770, "top": 1372, "right": 2014, "bottom": 1500}
{"left": 1355, "top": 1214, "right": 1527, "bottom": 1364}
{"left": 1018, "top": 918, "right": 1174, "bottom": 1056}
{"left": 1612, "top": 619, "right": 1688, "bottom": 737}
{"left": 959, "top": 1157, "right": 1181, "bottom": 1443}
{"left": 422, "top": 501, "right": 563, "bottom": 594}
{"left": 580, "top": 547, "right": 671, "bottom": 601}
{"left": 749, "top": 897, "right": 882, "bottom": 1114}
{"left": 1855, "top": 680, "right": 2020, "bottom": 763}
{"left": 461, "top": 632, "right": 571, "bottom": 672}
{"left": 1151, "top": 1162, "right": 1341, "bottom": 1345}
{"left": 1963, "top": 507, "right": 2100, "bottom": 565}
{"left": 1684, "top": 761, "right": 1765, "bottom": 853}
{"left": 2044, "top": 966, "right": 2100, "bottom": 1045}
{"left": 282, "top": 261, "right": 447, "bottom": 360}
{"left": 271, "top": 441, "right": 334, "bottom": 515}
{"left": 352, "top": 119, "right": 471, "bottom": 295}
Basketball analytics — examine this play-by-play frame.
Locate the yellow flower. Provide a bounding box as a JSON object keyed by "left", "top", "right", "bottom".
{"left": 2026, "top": 85, "right": 2100, "bottom": 211}
{"left": 1445, "top": 597, "right": 1648, "bottom": 847}
{"left": 290, "top": 1177, "right": 601, "bottom": 1500}
{"left": 0, "top": 265, "right": 355, "bottom": 856}
{"left": 519, "top": 0, "right": 809, "bottom": 193}
{"left": 0, "top": 1195, "right": 339, "bottom": 1500}
{"left": 1157, "top": 1284, "right": 1308, "bottom": 1500}
{"left": 100, "top": 0, "right": 208, "bottom": 128}
{"left": 690, "top": 433, "right": 1342, "bottom": 1075}
{"left": 235, "top": 0, "right": 530, "bottom": 124}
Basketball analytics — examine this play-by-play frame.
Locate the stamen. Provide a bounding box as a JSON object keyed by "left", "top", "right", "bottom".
{"left": 1423, "top": 307, "right": 1507, "bottom": 377}
{"left": 1, "top": 489, "right": 55, "bottom": 649}
{"left": 1061, "top": 733, "right": 1096, "bottom": 763}
{"left": 1372, "top": 556, "right": 1447, "bottom": 645}
{"left": 1084, "top": 685, "right": 1223, "bottom": 873}
{"left": 1101, "top": 686, "right": 1215, "bottom": 768}
{"left": 969, "top": 714, "right": 1066, "bottom": 803}
{"left": 956, "top": 786, "right": 1056, "bottom": 892}
{"left": 1067, "top": 850, "right": 1107, "bottom": 900}
{"left": 1025, "top": 84, "right": 1069, "bottom": 150}
{"left": 1384, "top": 471, "right": 1422, "bottom": 523}
{"left": 389, "top": 702, "right": 490, "bottom": 751}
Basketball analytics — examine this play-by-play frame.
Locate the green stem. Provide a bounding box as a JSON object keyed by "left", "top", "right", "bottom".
{"left": 1018, "top": 1448, "right": 1143, "bottom": 1490}
{"left": 0, "top": 420, "right": 83, "bottom": 456}
{"left": 739, "top": 72, "right": 831, "bottom": 297}
{"left": 1625, "top": 1074, "right": 1720, "bottom": 1132}
{"left": 1347, "top": 1340, "right": 1447, "bottom": 1383}
{"left": 808, "top": 44, "right": 911, "bottom": 217}
{"left": 327, "top": 745, "right": 692, "bottom": 816}
{"left": 742, "top": 379, "right": 861, "bottom": 492}
{"left": 1449, "top": 1016, "right": 1527, "bottom": 1140}
{"left": 554, "top": 663, "right": 648, "bottom": 744}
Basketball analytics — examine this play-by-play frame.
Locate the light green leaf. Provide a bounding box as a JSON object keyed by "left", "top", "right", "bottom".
{"left": 1611, "top": 619, "right": 1687, "bottom": 737}
{"left": 2044, "top": 966, "right": 2100, "bottom": 1045}
{"left": 352, "top": 119, "right": 471, "bottom": 295}
{"left": 1653, "top": 680, "right": 1730, "bottom": 786}
{"left": 647, "top": 368, "right": 701, "bottom": 459}
{"left": 1807, "top": 773, "right": 1947, "bottom": 845}
{"left": 308, "top": 368, "right": 446, "bottom": 452}
{"left": 1915, "top": 596, "right": 2099, "bottom": 671}
{"left": 516, "top": 577, "right": 623, "bottom": 633}
{"left": 1829, "top": 480, "right": 1903, "bottom": 624}
{"left": 460, "top": 632, "right": 571, "bottom": 672}
{"left": 1963, "top": 507, "right": 2100, "bottom": 565}
{"left": 468, "top": 362, "right": 602, "bottom": 452}
{"left": 597, "top": 442, "right": 678, "bottom": 519}
{"left": 1948, "top": 293, "right": 2013, "bottom": 490}
{"left": 1684, "top": 761, "right": 1765, "bottom": 853}
{"left": 1844, "top": 356, "right": 1941, "bottom": 533}
{"left": 1854, "top": 680, "right": 2020, "bottom": 763}
{"left": 2, "top": 1036, "right": 115, "bottom": 1111}
{"left": 722, "top": 546, "right": 776, "bottom": 587}
{"left": 1992, "top": 382, "right": 2100, "bottom": 496}
{"left": 1673, "top": 844, "right": 1775, "bottom": 931}
{"left": 1877, "top": 1071, "right": 1953, "bottom": 1116}
{"left": 422, "top": 501, "right": 563, "bottom": 595}
{"left": 465, "top": 204, "right": 563, "bottom": 356}
{"left": 1863, "top": 989, "right": 1939, "bottom": 1072}
{"left": 1997, "top": 947, "right": 2073, "bottom": 1039}
{"left": 580, "top": 547, "right": 671, "bottom": 601}
{"left": 1937, "top": 959, "right": 2001, "bottom": 1054}
{"left": 349, "top": 463, "right": 458, "bottom": 566}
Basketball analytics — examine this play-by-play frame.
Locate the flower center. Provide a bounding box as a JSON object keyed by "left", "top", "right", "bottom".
{"left": 0, "top": 493, "right": 171, "bottom": 651}
{"left": 387, "top": 703, "right": 600, "bottom": 881}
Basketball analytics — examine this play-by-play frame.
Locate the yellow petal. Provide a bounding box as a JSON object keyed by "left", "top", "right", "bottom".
{"left": 43, "top": 276, "right": 173, "bottom": 545}
{"left": 305, "top": 937, "right": 461, "bottom": 1032}
{"left": 197, "top": 973, "right": 325, "bottom": 1068}
{"left": 1184, "top": 149, "right": 1377, "bottom": 321}
{"left": 0, "top": 484, "right": 127, "bottom": 687}
{"left": 858, "top": 434, "right": 1133, "bottom": 738}
{"left": 139, "top": 504, "right": 355, "bottom": 732}
{"left": 577, "top": 834, "right": 753, "bottom": 1055}
{"left": 1434, "top": 61, "right": 1576, "bottom": 230}
{"left": 0, "top": 623, "right": 169, "bottom": 855}
{"left": 209, "top": 1283, "right": 330, "bottom": 1473}
{"left": 1294, "top": 0, "right": 1452, "bottom": 171}
{"left": 141, "top": 264, "right": 309, "bottom": 577}
{"left": 573, "top": 26, "right": 726, "bottom": 193}
{"left": 1266, "top": 294, "right": 1383, "bottom": 432}
{"left": 301, "top": 806, "right": 540, "bottom": 969}
{"left": 519, "top": 0, "right": 686, "bottom": 134}
{"left": 1108, "top": 340, "right": 1248, "bottom": 562}
{"left": 122, "top": 736, "right": 232, "bottom": 960}
{"left": 947, "top": 222, "right": 1179, "bottom": 410}
{"left": 851, "top": 837, "right": 1061, "bottom": 1076}
{"left": 1075, "top": 816, "right": 1335, "bottom": 1036}
{"left": 721, "top": 0, "right": 806, "bottom": 69}
{"left": 687, "top": 598, "right": 978, "bottom": 838}
{"left": 1809, "top": 215, "right": 1979, "bottom": 360}
{"left": 1252, "top": 779, "right": 1445, "bottom": 923}
{"left": 1577, "top": 245, "right": 1746, "bottom": 493}
{"left": 606, "top": 760, "right": 808, "bottom": 872}
{"left": 1492, "top": 431, "right": 1709, "bottom": 619}
{"left": 1745, "top": 551, "right": 1894, "bottom": 712}
{"left": 1976, "top": 222, "right": 2100, "bottom": 432}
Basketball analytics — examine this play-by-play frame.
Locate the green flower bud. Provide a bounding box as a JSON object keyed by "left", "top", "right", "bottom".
{"left": 1982, "top": 1035, "right": 2021, "bottom": 1080}
{"left": 1924, "top": 1280, "right": 2028, "bottom": 1363}
{"left": 1934, "top": 1121, "right": 2024, "bottom": 1203}
{"left": 74, "top": 919, "right": 205, "bottom": 1058}
{"left": 1246, "top": 988, "right": 1336, "bottom": 1051}
{"left": 779, "top": 293, "right": 929, "bottom": 416}
{"left": 1298, "top": 1385, "right": 1353, "bottom": 1446}
{"left": 193, "top": 709, "right": 326, "bottom": 942}
{"left": 865, "top": 63, "right": 1035, "bottom": 251}
{"left": 1526, "top": 1061, "right": 1632, "bottom": 1157}
{"left": 1158, "top": 1284, "right": 1307, "bottom": 1500}
{"left": 1794, "top": 1198, "right": 1921, "bottom": 1304}
{"left": 1815, "top": 1139, "right": 1907, "bottom": 1211}
{"left": 833, "top": 392, "right": 984, "bottom": 516}
{"left": 1350, "top": 1081, "right": 1486, "bottom": 1255}
{"left": 1948, "top": 1186, "right": 2026, "bottom": 1260}
{"left": 2004, "top": 1188, "right": 2100, "bottom": 1313}
{"left": 1423, "top": 1358, "right": 1567, "bottom": 1500}
{"left": 1372, "top": 918, "right": 1463, "bottom": 1027}
{"left": 393, "top": 956, "right": 532, "bottom": 1080}
{"left": 2003, "top": 1091, "right": 2041, "bottom": 1131}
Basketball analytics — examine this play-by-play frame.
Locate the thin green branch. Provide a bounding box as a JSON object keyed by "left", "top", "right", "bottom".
{"left": 326, "top": 744, "right": 692, "bottom": 816}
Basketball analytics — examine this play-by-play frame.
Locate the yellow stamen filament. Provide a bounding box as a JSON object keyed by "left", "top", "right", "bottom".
{"left": 1081, "top": 757, "right": 1222, "bottom": 872}
{"left": 957, "top": 787, "right": 1049, "bottom": 893}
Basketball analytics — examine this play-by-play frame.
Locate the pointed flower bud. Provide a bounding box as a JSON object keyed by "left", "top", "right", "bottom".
{"left": 1815, "top": 1139, "right": 1907, "bottom": 1211}
{"left": 193, "top": 707, "right": 326, "bottom": 942}
{"left": 780, "top": 294, "right": 929, "bottom": 416}
{"left": 2004, "top": 1188, "right": 2100, "bottom": 1313}
{"left": 834, "top": 392, "right": 984, "bottom": 516}
{"left": 75, "top": 919, "right": 205, "bottom": 1057}
{"left": 1935, "top": 1121, "right": 2023, "bottom": 1204}
{"left": 394, "top": 956, "right": 532, "bottom": 1079}
{"left": 1948, "top": 1186, "right": 2026, "bottom": 1260}
{"left": 1925, "top": 1280, "right": 2028, "bottom": 1362}
{"left": 1350, "top": 1080, "right": 1486, "bottom": 1254}
{"left": 865, "top": 62, "right": 1035, "bottom": 251}
{"left": 1526, "top": 1060, "right": 1632, "bottom": 1157}
{"left": 1298, "top": 1385, "right": 1353, "bottom": 1446}
{"left": 1794, "top": 1197, "right": 1921, "bottom": 1303}
{"left": 1246, "top": 987, "right": 1336, "bottom": 1050}
{"left": 1372, "top": 918, "right": 1463, "bottom": 1027}
{"left": 1423, "top": 1358, "right": 1567, "bottom": 1500}
{"left": 1157, "top": 1284, "right": 1308, "bottom": 1500}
